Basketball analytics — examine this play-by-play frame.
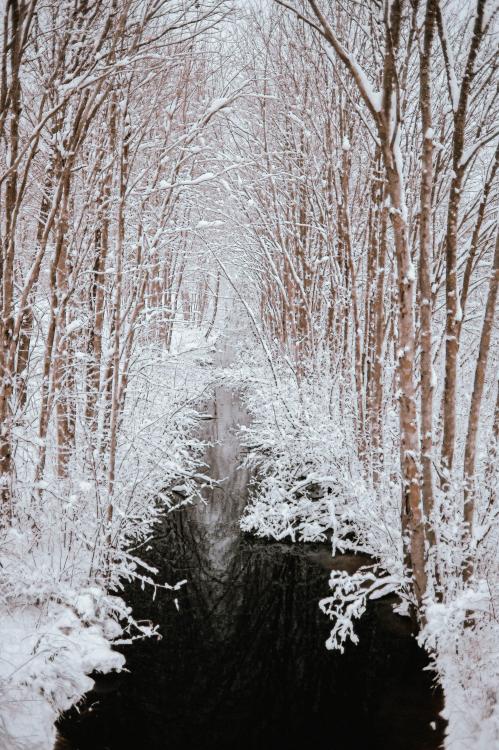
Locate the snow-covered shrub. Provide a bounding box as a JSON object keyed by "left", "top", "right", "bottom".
{"left": 416, "top": 476, "right": 499, "bottom": 750}
{"left": 0, "top": 337, "right": 213, "bottom": 748}
{"left": 240, "top": 371, "right": 357, "bottom": 541}
{"left": 238, "top": 363, "right": 407, "bottom": 612}
{"left": 421, "top": 580, "right": 499, "bottom": 750}
{"left": 240, "top": 367, "right": 397, "bottom": 542}
{"left": 0, "top": 583, "right": 126, "bottom": 750}
{"left": 9, "top": 342, "right": 207, "bottom": 590}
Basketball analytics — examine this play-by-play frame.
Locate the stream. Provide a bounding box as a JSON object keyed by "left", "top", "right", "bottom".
{"left": 57, "top": 380, "right": 445, "bottom": 750}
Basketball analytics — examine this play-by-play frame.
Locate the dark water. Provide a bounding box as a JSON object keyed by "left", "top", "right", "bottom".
{"left": 57, "top": 385, "right": 445, "bottom": 750}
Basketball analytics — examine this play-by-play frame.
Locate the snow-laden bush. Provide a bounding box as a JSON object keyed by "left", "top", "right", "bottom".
{"left": 417, "top": 477, "right": 499, "bottom": 750}
{"left": 0, "top": 585, "right": 126, "bottom": 750}
{"left": 0, "top": 337, "right": 212, "bottom": 749}
{"left": 8, "top": 343, "right": 207, "bottom": 593}
{"left": 238, "top": 367, "right": 408, "bottom": 623}
{"left": 421, "top": 579, "right": 499, "bottom": 750}
{"left": 239, "top": 374, "right": 356, "bottom": 543}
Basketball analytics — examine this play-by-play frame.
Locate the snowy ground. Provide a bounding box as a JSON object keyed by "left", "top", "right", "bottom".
{"left": 0, "top": 589, "right": 125, "bottom": 750}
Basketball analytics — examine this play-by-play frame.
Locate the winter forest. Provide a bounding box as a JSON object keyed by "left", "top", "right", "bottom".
{"left": 0, "top": 0, "right": 498, "bottom": 748}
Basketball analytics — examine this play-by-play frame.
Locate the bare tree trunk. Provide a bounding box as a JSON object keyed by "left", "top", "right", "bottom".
{"left": 458, "top": 145, "right": 499, "bottom": 339}
{"left": 106, "top": 106, "right": 130, "bottom": 547}
{"left": 0, "top": 0, "right": 23, "bottom": 515}
{"left": 418, "top": 0, "right": 436, "bottom": 550}
{"left": 339, "top": 132, "right": 365, "bottom": 459}
{"left": 438, "top": 0, "right": 487, "bottom": 475}
{"left": 35, "top": 180, "right": 71, "bottom": 484}
{"left": 205, "top": 269, "right": 221, "bottom": 340}
{"left": 371, "top": 200, "right": 387, "bottom": 482}
{"left": 483, "top": 381, "right": 499, "bottom": 517}
{"left": 463, "top": 229, "right": 499, "bottom": 578}
{"left": 86, "top": 100, "right": 116, "bottom": 433}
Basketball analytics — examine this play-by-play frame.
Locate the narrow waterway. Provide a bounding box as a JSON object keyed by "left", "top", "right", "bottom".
{"left": 57, "top": 380, "right": 445, "bottom": 750}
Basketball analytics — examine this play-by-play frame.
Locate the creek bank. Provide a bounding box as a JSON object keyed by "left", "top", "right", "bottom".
{"left": 57, "top": 384, "right": 445, "bottom": 750}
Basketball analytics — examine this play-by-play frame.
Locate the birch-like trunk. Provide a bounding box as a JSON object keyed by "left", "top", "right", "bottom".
{"left": 462, "top": 230, "right": 499, "bottom": 577}
{"left": 418, "top": 0, "right": 436, "bottom": 551}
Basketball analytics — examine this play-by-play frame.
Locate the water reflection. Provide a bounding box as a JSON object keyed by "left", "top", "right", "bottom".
{"left": 57, "top": 387, "right": 445, "bottom": 750}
